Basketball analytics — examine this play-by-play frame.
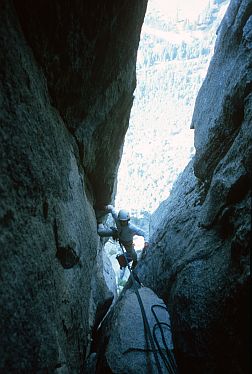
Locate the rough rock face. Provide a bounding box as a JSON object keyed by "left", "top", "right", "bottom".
{"left": 88, "top": 250, "right": 117, "bottom": 343}
{"left": 95, "top": 286, "right": 175, "bottom": 374}
{"left": 138, "top": 0, "right": 251, "bottom": 373}
{"left": 0, "top": 0, "right": 147, "bottom": 372}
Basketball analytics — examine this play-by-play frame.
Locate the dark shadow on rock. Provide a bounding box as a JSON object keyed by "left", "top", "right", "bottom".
{"left": 56, "top": 245, "right": 80, "bottom": 269}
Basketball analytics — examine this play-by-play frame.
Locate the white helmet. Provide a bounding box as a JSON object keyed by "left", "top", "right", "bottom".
{"left": 118, "top": 209, "right": 130, "bottom": 221}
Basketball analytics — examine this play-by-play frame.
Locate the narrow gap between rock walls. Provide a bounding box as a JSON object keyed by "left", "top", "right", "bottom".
{"left": 103, "top": 0, "right": 230, "bottom": 292}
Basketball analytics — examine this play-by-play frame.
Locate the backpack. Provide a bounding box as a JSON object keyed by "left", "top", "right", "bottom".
{"left": 116, "top": 253, "right": 132, "bottom": 268}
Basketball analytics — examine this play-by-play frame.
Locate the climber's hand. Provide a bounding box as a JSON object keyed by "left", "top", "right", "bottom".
{"left": 144, "top": 242, "right": 149, "bottom": 248}
{"left": 110, "top": 227, "right": 119, "bottom": 241}
{"left": 105, "top": 204, "right": 114, "bottom": 211}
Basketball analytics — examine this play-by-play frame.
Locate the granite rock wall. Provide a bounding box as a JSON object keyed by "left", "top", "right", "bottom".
{"left": 0, "top": 1, "right": 147, "bottom": 372}
{"left": 137, "top": 0, "right": 251, "bottom": 372}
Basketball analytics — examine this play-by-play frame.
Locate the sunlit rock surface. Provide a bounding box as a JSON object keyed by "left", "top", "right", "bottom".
{"left": 0, "top": 0, "right": 147, "bottom": 371}
{"left": 138, "top": 0, "right": 251, "bottom": 373}
{"left": 95, "top": 287, "right": 175, "bottom": 374}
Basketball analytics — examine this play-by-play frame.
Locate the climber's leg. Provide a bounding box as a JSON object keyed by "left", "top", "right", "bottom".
{"left": 123, "top": 243, "right": 137, "bottom": 269}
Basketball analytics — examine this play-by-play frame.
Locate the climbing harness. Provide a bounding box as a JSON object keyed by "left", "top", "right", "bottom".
{"left": 119, "top": 242, "right": 177, "bottom": 374}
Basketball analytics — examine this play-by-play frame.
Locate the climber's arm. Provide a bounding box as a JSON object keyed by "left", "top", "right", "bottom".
{"left": 97, "top": 223, "right": 114, "bottom": 237}
{"left": 105, "top": 204, "right": 118, "bottom": 221}
{"left": 131, "top": 224, "right": 149, "bottom": 247}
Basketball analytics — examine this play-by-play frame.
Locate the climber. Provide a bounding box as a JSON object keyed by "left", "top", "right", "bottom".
{"left": 97, "top": 205, "right": 149, "bottom": 269}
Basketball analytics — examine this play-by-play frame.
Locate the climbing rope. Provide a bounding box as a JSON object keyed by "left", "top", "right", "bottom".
{"left": 151, "top": 305, "right": 177, "bottom": 373}
{"left": 119, "top": 242, "right": 177, "bottom": 374}
{"left": 119, "top": 242, "right": 163, "bottom": 373}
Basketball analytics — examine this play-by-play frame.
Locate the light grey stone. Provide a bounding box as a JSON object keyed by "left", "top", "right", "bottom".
{"left": 98, "top": 287, "right": 175, "bottom": 374}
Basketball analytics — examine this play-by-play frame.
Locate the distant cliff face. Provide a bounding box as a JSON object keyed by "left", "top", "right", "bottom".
{"left": 138, "top": 0, "right": 251, "bottom": 372}
{"left": 0, "top": 0, "right": 147, "bottom": 372}
{"left": 116, "top": 0, "right": 230, "bottom": 215}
